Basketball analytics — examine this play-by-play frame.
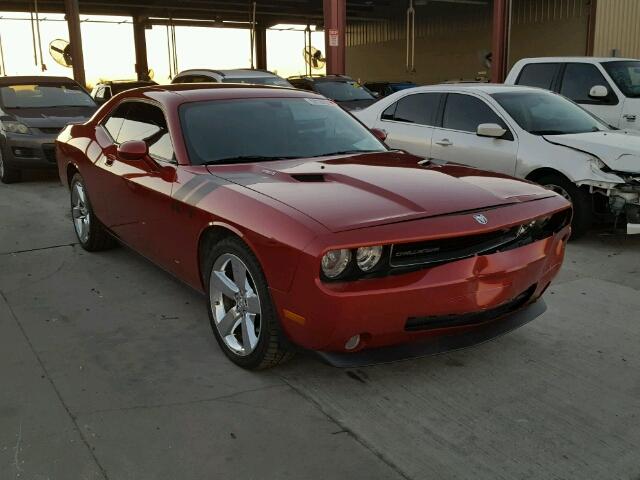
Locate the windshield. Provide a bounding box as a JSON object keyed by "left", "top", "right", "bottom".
{"left": 602, "top": 61, "right": 640, "bottom": 98}
{"left": 390, "top": 83, "right": 417, "bottom": 93}
{"left": 0, "top": 83, "right": 96, "bottom": 108}
{"left": 314, "top": 81, "right": 375, "bottom": 102}
{"left": 180, "top": 97, "right": 386, "bottom": 165}
{"left": 491, "top": 91, "right": 609, "bottom": 135}
{"left": 221, "top": 76, "right": 293, "bottom": 87}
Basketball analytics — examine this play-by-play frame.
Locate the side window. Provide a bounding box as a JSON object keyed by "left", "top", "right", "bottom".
{"left": 560, "top": 63, "right": 617, "bottom": 104}
{"left": 103, "top": 87, "right": 112, "bottom": 100}
{"left": 392, "top": 93, "right": 442, "bottom": 126}
{"left": 95, "top": 87, "right": 106, "bottom": 100}
{"left": 442, "top": 94, "right": 509, "bottom": 134}
{"left": 516, "top": 63, "right": 559, "bottom": 90}
{"left": 117, "top": 102, "right": 175, "bottom": 163}
{"left": 102, "top": 102, "right": 128, "bottom": 140}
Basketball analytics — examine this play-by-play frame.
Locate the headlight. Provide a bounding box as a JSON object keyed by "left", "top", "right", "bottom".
{"left": 590, "top": 157, "right": 606, "bottom": 170}
{"left": 321, "top": 249, "right": 352, "bottom": 279}
{"left": 356, "top": 245, "right": 383, "bottom": 271}
{"left": 1, "top": 121, "right": 31, "bottom": 135}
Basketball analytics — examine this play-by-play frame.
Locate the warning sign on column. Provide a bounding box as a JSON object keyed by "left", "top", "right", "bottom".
{"left": 329, "top": 29, "right": 340, "bottom": 47}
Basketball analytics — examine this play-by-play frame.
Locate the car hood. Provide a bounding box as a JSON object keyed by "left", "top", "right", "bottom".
{"left": 544, "top": 131, "right": 640, "bottom": 174}
{"left": 3, "top": 106, "right": 96, "bottom": 129}
{"left": 207, "top": 152, "right": 556, "bottom": 232}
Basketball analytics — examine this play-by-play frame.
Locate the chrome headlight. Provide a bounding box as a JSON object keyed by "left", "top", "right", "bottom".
{"left": 321, "top": 249, "right": 352, "bottom": 279}
{"left": 1, "top": 120, "right": 31, "bottom": 135}
{"left": 356, "top": 245, "right": 383, "bottom": 272}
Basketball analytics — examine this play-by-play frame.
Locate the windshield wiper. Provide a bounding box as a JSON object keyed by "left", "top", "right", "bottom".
{"left": 202, "top": 155, "right": 298, "bottom": 165}
{"left": 308, "top": 149, "right": 382, "bottom": 158}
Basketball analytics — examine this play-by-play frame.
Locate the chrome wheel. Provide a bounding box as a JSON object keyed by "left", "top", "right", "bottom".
{"left": 71, "top": 181, "right": 90, "bottom": 243}
{"left": 209, "top": 253, "right": 262, "bottom": 356}
{"left": 545, "top": 183, "right": 571, "bottom": 202}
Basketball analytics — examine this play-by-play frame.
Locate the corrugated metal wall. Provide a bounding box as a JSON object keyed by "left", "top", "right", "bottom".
{"left": 345, "top": 0, "right": 590, "bottom": 84}
{"left": 593, "top": 0, "right": 640, "bottom": 58}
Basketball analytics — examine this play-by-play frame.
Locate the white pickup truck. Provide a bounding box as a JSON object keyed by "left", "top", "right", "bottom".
{"left": 505, "top": 57, "right": 640, "bottom": 131}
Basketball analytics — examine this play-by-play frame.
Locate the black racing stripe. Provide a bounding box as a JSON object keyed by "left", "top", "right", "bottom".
{"left": 182, "top": 178, "right": 226, "bottom": 206}
{"left": 172, "top": 175, "right": 211, "bottom": 202}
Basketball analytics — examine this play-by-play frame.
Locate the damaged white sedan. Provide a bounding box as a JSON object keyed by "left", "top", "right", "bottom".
{"left": 354, "top": 84, "right": 640, "bottom": 237}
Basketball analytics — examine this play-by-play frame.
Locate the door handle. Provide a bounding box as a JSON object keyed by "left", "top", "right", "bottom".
{"left": 435, "top": 139, "right": 453, "bottom": 146}
{"left": 623, "top": 114, "right": 636, "bottom": 122}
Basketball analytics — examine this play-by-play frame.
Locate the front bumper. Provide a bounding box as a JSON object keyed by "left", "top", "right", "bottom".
{"left": 2, "top": 132, "right": 58, "bottom": 170}
{"left": 270, "top": 202, "right": 569, "bottom": 355}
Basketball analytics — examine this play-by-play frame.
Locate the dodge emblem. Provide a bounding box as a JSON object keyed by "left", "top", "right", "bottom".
{"left": 473, "top": 214, "right": 488, "bottom": 225}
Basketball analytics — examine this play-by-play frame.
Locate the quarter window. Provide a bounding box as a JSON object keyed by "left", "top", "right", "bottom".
{"left": 560, "top": 63, "right": 617, "bottom": 104}
{"left": 442, "top": 94, "right": 509, "bottom": 134}
{"left": 516, "top": 63, "right": 559, "bottom": 90}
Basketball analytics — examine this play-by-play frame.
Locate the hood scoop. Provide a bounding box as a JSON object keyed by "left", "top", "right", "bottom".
{"left": 290, "top": 173, "right": 326, "bottom": 183}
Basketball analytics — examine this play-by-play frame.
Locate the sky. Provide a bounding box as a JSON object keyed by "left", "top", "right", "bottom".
{"left": 0, "top": 13, "right": 325, "bottom": 87}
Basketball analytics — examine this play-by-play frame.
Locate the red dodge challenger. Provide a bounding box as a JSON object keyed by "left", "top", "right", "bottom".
{"left": 56, "top": 84, "right": 571, "bottom": 369}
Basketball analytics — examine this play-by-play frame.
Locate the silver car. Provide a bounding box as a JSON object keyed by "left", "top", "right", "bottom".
{"left": 354, "top": 84, "right": 640, "bottom": 237}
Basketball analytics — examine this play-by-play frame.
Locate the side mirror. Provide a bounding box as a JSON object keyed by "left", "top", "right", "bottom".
{"left": 589, "top": 85, "right": 609, "bottom": 98}
{"left": 117, "top": 140, "right": 148, "bottom": 161}
{"left": 370, "top": 128, "right": 387, "bottom": 142}
{"left": 476, "top": 123, "right": 506, "bottom": 138}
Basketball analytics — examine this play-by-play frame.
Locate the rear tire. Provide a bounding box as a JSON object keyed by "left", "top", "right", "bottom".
{"left": 70, "top": 173, "right": 116, "bottom": 251}
{"left": 538, "top": 174, "right": 591, "bottom": 239}
{"left": 0, "top": 147, "right": 21, "bottom": 184}
{"left": 204, "top": 236, "right": 293, "bottom": 370}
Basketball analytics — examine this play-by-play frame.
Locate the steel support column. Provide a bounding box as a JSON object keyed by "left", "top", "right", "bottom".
{"left": 133, "top": 16, "right": 149, "bottom": 80}
{"left": 323, "top": 0, "right": 346, "bottom": 75}
{"left": 491, "top": 0, "right": 508, "bottom": 83}
{"left": 255, "top": 25, "right": 267, "bottom": 70}
{"left": 64, "top": 0, "right": 86, "bottom": 87}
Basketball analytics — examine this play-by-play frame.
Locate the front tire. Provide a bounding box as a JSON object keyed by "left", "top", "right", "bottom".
{"left": 0, "top": 146, "right": 21, "bottom": 184}
{"left": 538, "top": 174, "right": 592, "bottom": 239}
{"left": 205, "top": 236, "right": 292, "bottom": 369}
{"left": 70, "top": 173, "right": 116, "bottom": 251}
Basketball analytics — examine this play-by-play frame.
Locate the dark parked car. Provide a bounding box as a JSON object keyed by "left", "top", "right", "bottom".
{"left": 0, "top": 76, "right": 97, "bottom": 183}
{"left": 287, "top": 75, "right": 377, "bottom": 110}
{"left": 364, "top": 81, "right": 417, "bottom": 98}
{"left": 90, "top": 80, "right": 157, "bottom": 105}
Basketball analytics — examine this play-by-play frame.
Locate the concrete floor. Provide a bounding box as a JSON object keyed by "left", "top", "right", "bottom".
{"left": 1, "top": 173, "right": 639, "bottom": 480}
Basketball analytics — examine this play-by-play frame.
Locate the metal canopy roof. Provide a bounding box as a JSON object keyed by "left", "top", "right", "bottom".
{"left": 1, "top": 1, "right": 398, "bottom": 25}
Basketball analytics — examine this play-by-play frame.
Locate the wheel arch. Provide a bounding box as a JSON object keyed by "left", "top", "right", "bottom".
{"left": 525, "top": 167, "right": 573, "bottom": 184}
{"left": 66, "top": 162, "right": 80, "bottom": 189}
{"left": 197, "top": 222, "right": 249, "bottom": 290}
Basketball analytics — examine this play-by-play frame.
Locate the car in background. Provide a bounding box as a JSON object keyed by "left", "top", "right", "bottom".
{"left": 354, "top": 84, "right": 640, "bottom": 237}
{"left": 506, "top": 57, "right": 640, "bottom": 131}
{"left": 90, "top": 79, "right": 157, "bottom": 105}
{"left": 171, "top": 69, "right": 292, "bottom": 87}
{"left": 364, "top": 81, "right": 417, "bottom": 98}
{"left": 287, "top": 74, "right": 377, "bottom": 110}
{"left": 55, "top": 83, "right": 570, "bottom": 369}
{"left": 0, "top": 76, "right": 97, "bottom": 184}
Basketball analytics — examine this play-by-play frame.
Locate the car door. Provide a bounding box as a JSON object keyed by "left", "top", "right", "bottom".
{"left": 558, "top": 63, "right": 623, "bottom": 127}
{"left": 375, "top": 92, "right": 442, "bottom": 158}
{"left": 96, "top": 100, "right": 177, "bottom": 262}
{"left": 430, "top": 93, "right": 518, "bottom": 175}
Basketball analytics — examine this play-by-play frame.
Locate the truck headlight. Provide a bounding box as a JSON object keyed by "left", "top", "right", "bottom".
{"left": 1, "top": 121, "right": 31, "bottom": 135}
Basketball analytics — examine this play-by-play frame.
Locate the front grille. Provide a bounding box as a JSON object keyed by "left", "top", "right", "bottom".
{"left": 42, "top": 144, "right": 56, "bottom": 163}
{"left": 39, "top": 127, "right": 62, "bottom": 135}
{"left": 405, "top": 285, "right": 536, "bottom": 332}
{"left": 390, "top": 209, "right": 571, "bottom": 269}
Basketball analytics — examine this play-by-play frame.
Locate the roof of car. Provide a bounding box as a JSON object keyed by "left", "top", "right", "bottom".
{"left": 174, "top": 69, "right": 281, "bottom": 78}
{"left": 514, "top": 56, "right": 638, "bottom": 63}
{"left": 0, "top": 75, "right": 78, "bottom": 86}
{"left": 288, "top": 75, "right": 354, "bottom": 82}
{"left": 414, "top": 83, "right": 547, "bottom": 94}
